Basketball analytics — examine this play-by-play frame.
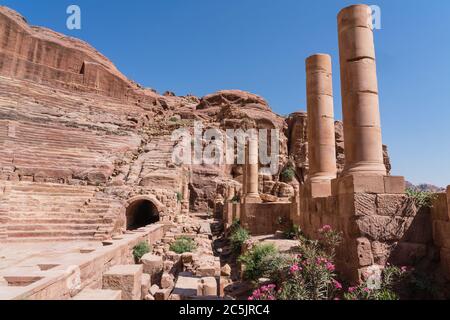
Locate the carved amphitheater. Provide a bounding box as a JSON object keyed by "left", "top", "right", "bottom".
{"left": 0, "top": 4, "right": 449, "bottom": 300}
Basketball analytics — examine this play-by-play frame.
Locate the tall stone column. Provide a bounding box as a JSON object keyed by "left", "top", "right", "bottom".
{"left": 338, "top": 4, "right": 387, "bottom": 176}
{"left": 244, "top": 134, "right": 261, "bottom": 203}
{"left": 306, "top": 54, "right": 337, "bottom": 183}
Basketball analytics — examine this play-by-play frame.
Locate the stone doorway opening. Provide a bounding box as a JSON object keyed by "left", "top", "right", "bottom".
{"left": 126, "top": 199, "right": 160, "bottom": 230}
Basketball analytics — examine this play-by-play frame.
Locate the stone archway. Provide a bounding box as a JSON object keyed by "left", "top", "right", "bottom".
{"left": 125, "top": 196, "right": 163, "bottom": 230}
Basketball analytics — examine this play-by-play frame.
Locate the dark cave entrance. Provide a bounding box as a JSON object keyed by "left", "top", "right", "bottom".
{"left": 126, "top": 199, "right": 160, "bottom": 230}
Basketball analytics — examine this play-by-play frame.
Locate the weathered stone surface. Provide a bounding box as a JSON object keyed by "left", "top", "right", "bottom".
{"left": 141, "top": 274, "right": 151, "bottom": 299}
{"left": 141, "top": 254, "right": 163, "bottom": 277}
{"left": 73, "top": 289, "right": 122, "bottom": 301}
{"left": 357, "top": 215, "right": 413, "bottom": 241}
{"left": 161, "top": 272, "right": 175, "bottom": 290}
{"left": 376, "top": 194, "right": 416, "bottom": 217}
{"left": 154, "top": 288, "right": 172, "bottom": 300}
{"left": 220, "top": 264, "right": 232, "bottom": 277}
{"left": 199, "top": 277, "right": 217, "bottom": 296}
{"left": 103, "top": 265, "right": 143, "bottom": 301}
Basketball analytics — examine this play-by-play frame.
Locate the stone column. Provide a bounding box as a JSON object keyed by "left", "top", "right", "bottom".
{"left": 338, "top": 4, "right": 386, "bottom": 176}
{"left": 306, "top": 54, "right": 337, "bottom": 183}
{"left": 227, "top": 185, "right": 236, "bottom": 202}
{"left": 244, "top": 134, "right": 261, "bottom": 203}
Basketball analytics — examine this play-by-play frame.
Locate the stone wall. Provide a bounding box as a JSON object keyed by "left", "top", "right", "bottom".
{"left": 292, "top": 175, "right": 437, "bottom": 283}
{"left": 241, "top": 202, "right": 291, "bottom": 236}
{"left": 431, "top": 186, "right": 450, "bottom": 279}
{"left": 0, "top": 224, "right": 164, "bottom": 300}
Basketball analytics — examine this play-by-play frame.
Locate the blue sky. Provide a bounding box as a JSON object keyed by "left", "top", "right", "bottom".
{"left": 2, "top": 0, "right": 450, "bottom": 187}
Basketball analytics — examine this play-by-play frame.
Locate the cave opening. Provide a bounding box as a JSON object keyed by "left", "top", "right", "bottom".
{"left": 126, "top": 199, "right": 159, "bottom": 230}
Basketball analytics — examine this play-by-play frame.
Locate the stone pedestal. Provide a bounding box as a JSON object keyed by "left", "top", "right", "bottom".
{"left": 102, "top": 265, "right": 143, "bottom": 300}
{"left": 338, "top": 4, "right": 386, "bottom": 176}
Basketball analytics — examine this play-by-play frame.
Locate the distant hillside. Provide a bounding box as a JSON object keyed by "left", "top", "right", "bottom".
{"left": 406, "top": 181, "right": 445, "bottom": 193}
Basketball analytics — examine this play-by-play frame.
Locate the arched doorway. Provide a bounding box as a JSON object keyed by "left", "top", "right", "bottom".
{"left": 125, "top": 198, "right": 160, "bottom": 230}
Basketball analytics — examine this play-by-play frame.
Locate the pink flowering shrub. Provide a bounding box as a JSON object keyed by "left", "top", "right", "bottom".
{"left": 248, "top": 284, "right": 277, "bottom": 301}
{"left": 250, "top": 225, "right": 344, "bottom": 300}
{"left": 343, "top": 266, "right": 408, "bottom": 300}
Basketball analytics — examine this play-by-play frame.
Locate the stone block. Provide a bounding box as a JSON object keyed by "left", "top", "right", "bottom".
{"left": 356, "top": 215, "right": 413, "bottom": 242}
{"left": 149, "top": 284, "right": 159, "bottom": 296}
{"left": 141, "top": 274, "right": 151, "bottom": 299}
{"left": 166, "top": 251, "right": 181, "bottom": 263}
{"left": 172, "top": 273, "right": 201, "bottom": 299}
{"left": 354, "top": 237, "right": 374, "bottom": 267}
{"left": 371, "top": 241, "right": 394, "bottom": 265}
{"left": 154, "top": 288, "right": 172, "bottom": 300}
{"left": 376, "top": 194, "right": 416, "bottom": 217}
{"left": 333, "top": 175, "right": 385, "bottom": 195}
{"left": 220, "top": 264, "right": 231, "bottom": 277}
{"left": 431, "top": 193, "right": 449, "bottom": 222}
{"left": 181, "top": 252, "right": 194, "bottom": 264}
{"left": 384, "top": 176, "right": 405, "bottom": 194}
{"left": 309, "top": 181, "right": 332, "bottom": 198}
{"left": 197, "top": 266, "right": 216, "bottom": 277}
{"left": 433, "top": 220, "right": 450, "bottom": 248}
{"left": 199, "top": 277, "right": 217, "bottom": 297}
{"left": 103, "top": 265, "right": 143, "bottom": 301}
{"left": 163, "top": 260, "right": 175, "bottom": 273}
{"left": 338, "top": 193, "right": 376, "bottom": 217}
{"left": 161, "top": 272, "right": 175, "bottom": 289}
{"left": 73, "top": 289, "right": 122, "bottom": 301}
{"left": 141, "top": 254, "right": 163, "bottom": 277}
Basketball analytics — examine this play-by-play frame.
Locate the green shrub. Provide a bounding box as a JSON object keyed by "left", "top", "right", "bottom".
{"left": 239, "top": 243, "right": 278, "bottom": 282}
{"left": 281, "top": 167, "right": 295, "bottom": 182}
{"left": 230, "top": 226, "right": 250, "bottom": 254}
{"left": 169, "top": 117, "right": 179, "bottom": 123}
{"left": 247, "top": 225, "right": 343, "bottom": 300}
{"left": 406, "top": 188, "right": 436, "bottom": 209}
{"left": 343, "top": 266, "right": 404, "bottom": 300}
{"left": 231, "top": 195, "right": 240, "bottom": 204}
{"left": 170, "top": 236, "right": 197, "bottom": 254}
{"left": 230, "top": 219, "right": 241, "bottom": 232}
{"left": 283, "top": 224, "right": 302, "bottom": 240}
{"left": 133, "top": 242, "right": 151, "bottom": 262}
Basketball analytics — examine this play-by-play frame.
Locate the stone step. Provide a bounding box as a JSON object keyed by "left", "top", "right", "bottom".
{"left": 6, "top": 217, "right": 113, "bottom": 224}
{"left": 2, "top": 236, "right": 95, "bottom": 242}
{"left": 6, "top": 230, "right": 97, "bottom": 238}
{"left": 6, "top": 223, "right": 108, "bottom": 231}
{"left": 73, "top": 289, "right": 122, "bottom": 300}
{"left": 6, "top": 213, "right": 112, "bottom": 219}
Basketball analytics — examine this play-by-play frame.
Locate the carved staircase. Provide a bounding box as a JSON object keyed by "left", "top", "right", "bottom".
{"left": 0, "top": 182, "right": 123, "bottom": 242}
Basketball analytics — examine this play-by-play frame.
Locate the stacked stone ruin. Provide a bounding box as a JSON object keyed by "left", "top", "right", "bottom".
{"left": 1, "top": 3, "right": 450, "bottom": 300}
{"left": 229, "top": 4, "right": 450, "bottom": 283}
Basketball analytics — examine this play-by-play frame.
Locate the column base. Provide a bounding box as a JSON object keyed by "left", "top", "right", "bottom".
{"left": 331, "top": 174, "right": 405, "bottom": 195}
{"left": 244, "top": 194, "right": 262, "bottom": 204}
{"left": 304, "top": 180, "right": 332, "bottom": 198}
{"left": 341, "top": 161, "right": 387, "bottom": 177}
